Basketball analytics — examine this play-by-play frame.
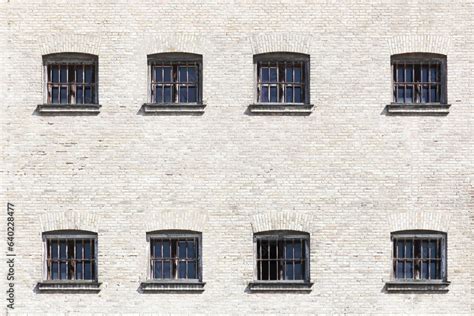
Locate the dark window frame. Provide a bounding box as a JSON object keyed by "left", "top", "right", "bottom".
{"left": 147, "top": 53, "right": 203, "bottom": 105}
{"left": 42, "top": 230, "right": 98, "bottom": 282}
{"left": 391, "top": 53, "right": 447, "bottom": 105}
{"left": 254, "top": 52, "right": 310, "bottom": 105}
{"left": 253, "top": 230, "right": 310, "bottom": 283}
{"left": 391, "top": 230, "right": 447, "bottom": 282}
{"left": 43, "top": 53, "right": 99, "bottom": 105}
{"left": 146, "top": 230, "right": 202, "bottom": 283}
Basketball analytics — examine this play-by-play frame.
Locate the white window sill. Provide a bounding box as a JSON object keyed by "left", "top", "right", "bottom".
{"left": 139, "top": 280, "right": 205, "bottom": 292}
{"left": 248, "top": 281, "right": 313, "bottom": 292}
{"left": 141, "top": 103, "right": 206, "bottom": 115}
{"left": 36, "top": 104, "right": 101, "bottom": 115}
{"left": 386, "top": 103, "right": 450, "bottom": 115}
{"left": 385, "top": 280, "right": 450, "bottom": 292}
{"left": 247, "top": 103, "right": 314, "bottom": 115}
{"left": 36, "top": 280, "right": 101, "bottom": 293}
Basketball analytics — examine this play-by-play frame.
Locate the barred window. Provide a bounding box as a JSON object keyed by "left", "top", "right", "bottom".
{"left": 43, "top": 231, "right": 97, "bottom": 281}
{"left": 43, "top": 53, "right": 98, "bottom": 105}
{"left": 392, "top": 231, "right": 447, "bottom": 281}
{"left": 148, "top": 231, "right": 201, "bottom": 281}
{"left": 391, "top": 53, "right": 447, "bottom": 105}
{"left": 255, "top": 53, "right": 309, "bottom": 104}
{"left": 255, "top": 231, "right": 310, "bottom": 282}
{"left": 148, "top": 53, "right": 202, "bottom": 104}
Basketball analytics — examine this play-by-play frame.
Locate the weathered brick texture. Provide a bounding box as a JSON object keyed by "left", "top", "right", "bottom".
{"left": 1, "top": 0, "right": 473, "bottom": 314}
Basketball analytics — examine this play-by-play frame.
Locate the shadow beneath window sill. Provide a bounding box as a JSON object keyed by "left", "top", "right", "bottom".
{"left": 138, "top": 281, "right": 205, "bottom": 293}
{"left": 34, "top": 281, "right": 101, "bottom": 293}
{"left": 246, "top": 103, "right": 314, "bottom": 116}
{"left": 246, "top": 281, "right": 313, "bottom": 293}
{"left": 34, "top": 104, "right": 101, "bottom": 116}
{"left": 383, "top": 281, "right": 450, "bottom": 293}
{"left": 382, "top": 103, "right": 450, "bottom": 116}
{"left": 138, "top": 103, "right": 206, "bottom": 116}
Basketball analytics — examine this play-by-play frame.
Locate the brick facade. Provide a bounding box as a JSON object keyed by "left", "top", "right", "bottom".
{"left": 1, "top": 0, "right": 473, "bottom": 314}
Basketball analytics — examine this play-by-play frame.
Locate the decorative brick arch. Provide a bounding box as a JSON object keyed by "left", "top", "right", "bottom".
{"left": 387, "top": 211, "right": 451, "bottom": 233}
{"left": 40, "top": 34, "right": 101, "bottom": 56}
{"left": 145, "top": 210, "right": 208, "bottom": 233}
{"left": 40, "top": 211, "right": 99, "bottom": 233}
{"left": 250, "top": 212, "right": 313, "bottom": 233}
{"left": 388, "top": 35, "right": 451, "bottom": 56}
{"left": 142, "top": 34, "right": 209, "bottom": 56}
{"left": 250, "top": 33, "right": 312, "bottom": 55}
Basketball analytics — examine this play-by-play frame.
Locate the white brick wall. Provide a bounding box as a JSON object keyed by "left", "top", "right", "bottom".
{"left": 1, "top": 0, "right": 473, "bottom": 314}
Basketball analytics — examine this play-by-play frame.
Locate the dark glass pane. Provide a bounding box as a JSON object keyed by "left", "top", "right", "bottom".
{"left": 60, "top": 87, "right": 68, "bottom": 104}
{"left": 51, "top": 240, "right": 59, "bottom": 258}
{"left": 430, "top": 261, "right": 437, "bottom": 279}
{"left": 269, "top": 241, "right": 277, "bottom": 259}
{"left": 84, "top": 262, "right": 92, "bottom": 279}
{"left": 69, "top": 66, "right": 76, "bottom": 83}
{"left": 75, "top": 241, "right": 83, "bottom": 259}
{"left": 421, "top": 65, "right": 429, "bottom": 82}
{"left": 51, "top": 87, "right": 59, "bottom": 104}
{"left": 396, "top": 65, "right": 404, "bottom": 82}
{"left": 155, "top": 85, "right": 162, "bottom": 103}
{"left": 178, "top": 241, "right": 187, "bottom": 259}
{"left": 421, "top": 86, "right": 429, "bottom": 103}
{"left": 59, "top": 241, "right": 67, "bottom": 259}
{"left": 162, "top": 241, "right": 171, "bottom": 257}
{"left": 294, "top": 241, "right": 302, "bottom": 259}
{"left": 421, "top": 261, "right": 429, "bottom": 279}
{"left": 406, "top": 261, "right": 413, "bottom": 278}
{"left": 270, "top": 86, "right": 278, "bottom": 102}
{"left": 396, "top": 260, "right": 405, "bottom": 278}
{"left": 163, "top": 261, "right": 171, "bottom": 278}
{"left": 153, "top": 261, "right": 162, "bottom": 279}
{"left": 294, "top": 262, "right": 303, "bottom": 280}
{"left": 260, "top": 86, "right": 269, "bottom": 102}
{"left": 51, "top": 65, "right": 59, "bottom": 82}
{"left": 76, "top": 66, "right": 83, "bottom": 83}
{"left": 430, "top": 66, "right": 438, "bottom": 82}
{"left": 84, "top": 241, "right": 91, "bottom": 259}
{"left": 405, "top": 240, "right": 413, "bottom": 258}
{"left": 85, "top": 66, "right": 94, "bottom": 83}
{"left": 163, "top": 67, "right": 172, "bottom": 82}
{"left": 285, "top": 86, "right": 293, "bottom": 103}
{"left": 178, "top": 262, "right": 186, "bottom": 279}
{"left": 429, "top": 241, "right": 438, "bottom": 258}
{"left": 188, "top": 241, "right": 196, "bottom": 258}
{"left": 188, "top": 262, "right": 197, "bottom": 279}
{"left": 269, "top": 67, "right": 278, "bottom": 82}
{"left": 188, "top": 86, "right": 197, "bottom": 102}
{"left": 396, "top": 240, "right": 404, "bottom": 258}
{"left": 396, "top": 86, "right": 404, "bottom": 102}
{"left": 269, "top": 261, "right": 277, "bottom": 280}
{"left": 261, "top": 67, "right": 269, "bottom": 82}
{"left": 285, "top": 262, "right": 293, "bottom": 280}
{"left": 260, "top": 241, "right": 268, "bottom": 259}
{"left": 285, "top": 67, "right": 293, "bottom": 82}
{"left": 405, "top": 65, "right": 413, "bottom": 82}
{"left": 85, "top": 86, "right": 92, "bottom": 103}
{"left": 285, "top": 243, "right": 293, "bottom": 259}
{"left": 422, "top": 241, "right": 429, "bottom": 258}
{"left": 155, "top": 67, "right": 163, "bottom": 82}
{"left": 430, "top": 86, "right": 438, "bottom": 102}
{"left": 405, "top": 85, "right": 413, "bottom": 103}
{"left": 60, "top": 67, "right": 68, "bottom": 83}
{"left": 163, "top": 86, "right": 172, "bottom": 103}
{"left": 178, "top": 67, "right": 187, "bottom": 82}
{"left": 153, "top": 241, "right": 162, "bottom": 258}
{"left": 294, "top": 67, "right": 302, "bottom": 83}
{"left": 51, "top": 263, "right": 59, "bottom": 280}
{"left": 76, "top": 262, "right": 83, "bottom": 280}
{"left": 76, "top": 86, "right": 83, "bottom": 104}
{"left": 294, "top": 86, "right": 302, "bottom": 103}
{"left": 60, "top": 262, "right": 67, "bottom": 279}
{"left": 414, "top": 64, "right": 421, "bottom": 82}
{"left": 188, "top": 67, "right": 197, "bottom": 82}
{"left": 179, "top": 86, "right": 187, "bottom": 103}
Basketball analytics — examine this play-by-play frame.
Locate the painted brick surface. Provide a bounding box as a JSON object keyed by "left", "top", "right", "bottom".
{"left": 1, "top": 0, "right": 473, "bottom": 314}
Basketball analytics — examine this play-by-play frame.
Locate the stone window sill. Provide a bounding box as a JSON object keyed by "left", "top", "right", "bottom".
{"left": 247, "top": 103, "right": 314, "bottom": 115}
{"left": 36, "top": 281, "right": 101, "bottom": 293}
{"left": 141, "top": 103, "right": 206, "bottom": 115}
{"left": 36, "top": 104, "right": 101, "bottom": 115}
{"left": 386, "top": 103, "right": 450, "bottom": 115}
{"left": 385, "top": 280, "right": 450, "bottom": 292}
{"left": 139, "top": 280, "right": 205, "bottom": 292}
{"left": 248, "top": 281, "right": 313, "bottom": 292}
